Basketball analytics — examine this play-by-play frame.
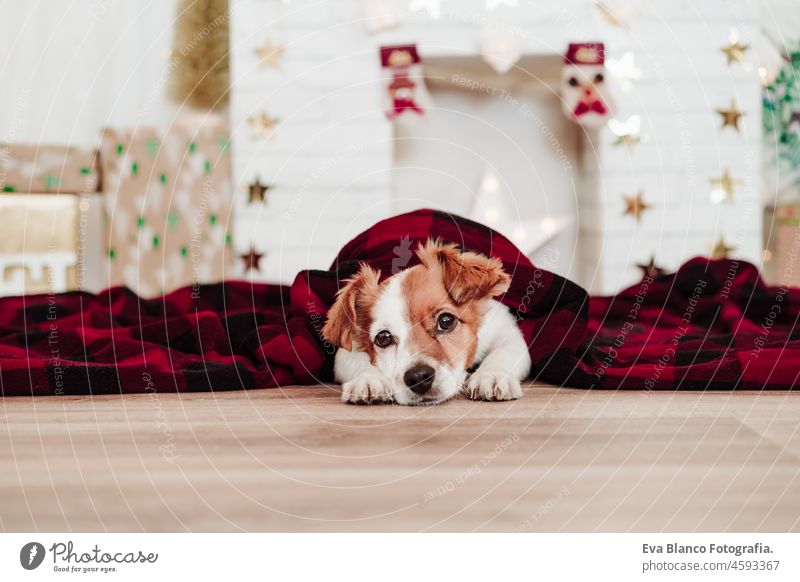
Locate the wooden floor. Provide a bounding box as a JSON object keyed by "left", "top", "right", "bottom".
{"left": 1, "top": 383, "right": 799, "bottom": 532}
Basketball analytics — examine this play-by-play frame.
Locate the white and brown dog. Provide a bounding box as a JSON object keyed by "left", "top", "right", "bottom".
{"left": 322, "top": 239, "right": 531, "bottom": 405}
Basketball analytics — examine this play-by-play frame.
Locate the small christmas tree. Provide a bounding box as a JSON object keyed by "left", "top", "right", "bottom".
{"left": 763, "top": 46, "right": 800, "bottom": 201}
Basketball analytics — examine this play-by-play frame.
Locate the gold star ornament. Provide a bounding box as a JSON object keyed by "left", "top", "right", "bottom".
{"left": 615, "top": 132, "right": 641, "bottom": 147}
{"left": 254, "top": 39, "right": 284, "bottom": 68}
{"left": 715, "top": 100, "right": 744, "bottom": 131}
{"left": 247, "top": 177, "right": 270, "bottom": 204}
{"left": 623, "top": 191, "right": 651, "bottom": 220}
{"left": 711, "top": 237, "right": 736, "bottom": 259}
{"left": 248, "top": 110, "right": 279, "bottom": 139}
{"left": 710, "top": 169, "right": 741, "bottom": 203}
{"left": 720, "top": 31, "right": 749, "bottom": 66}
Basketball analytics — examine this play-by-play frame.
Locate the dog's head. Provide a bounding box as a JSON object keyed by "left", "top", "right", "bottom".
{"left": 322, "top": 239, "right": 510, "bottom": 405}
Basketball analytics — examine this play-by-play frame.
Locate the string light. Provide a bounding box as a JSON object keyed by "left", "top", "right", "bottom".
{"left": 540, "top": 216, "right": 558, "bottom": 235}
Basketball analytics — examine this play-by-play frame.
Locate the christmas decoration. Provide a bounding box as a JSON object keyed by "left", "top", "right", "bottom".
{"left": 0, "top": 144, "right": 99, "bottom": 193}
{"left": 248, "top": 177, "right": 270, "bottom": 204}
{"left": 169, "top": 0, "right": 230, "bottom": 109}
{"left": 763, "top": 48, "right": 800, "bottom": 201}
{"left": 605, "top": 51, "right": 641, "bottom": 94}
{"left": 240, "top": 246, "right": 264, "bottom": 272}
{"left": 388, "top": 77, "right": 423, "bottom": 117}
{"left": 763, "top": 204, "right": 800, "bottom": 286}
{"left": 710, "top": 169, "right": 740, "bottom": 203}
{"left": 100, "top": 119, "right": 233, "bottom": 297}
{"left": 636, "top": 256, "right": 665, "bottom": 279}
{"left": 608, "top": 115, "right": 641, "bottom": 147}
{"left": 720, "top": 29, "right": 749, "bottom": 66}
{"left": 380, "top": 44, "right": 429, "bottom": 120}
{"left": 248, "top": 109, "right": 279, "bottom": 138}
{"left": 0, "top": 193, "right": 100, "bottom": 295}
{"left": 710, "top": 237, "right": 735, "bottom": 259}
{"left": 622, "top": 191, "right": 650, "bottom": 220}
{"left": 408, "top": 0, "right": 441, "bottom": 19}
{"left": 479, "top": 28, "right": 522, "bottom": 75}
{"left": 561, "top": 43, "right": 614, "bottom": 128}
{"left": 0, "top": 144, "right": 104, "bottom": 296}
{"left": 715, "top": 100, "right": 744, "bottom": 131}
{"left": 224, "top": 0, "right": 762, "bottom": 297}
{"left": 254, "top": 39, "right": 284, "bottom": 68}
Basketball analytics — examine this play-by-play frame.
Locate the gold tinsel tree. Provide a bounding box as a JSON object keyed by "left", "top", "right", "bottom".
{"left": 169, "top": 0, "right": 230, "bottom": 110}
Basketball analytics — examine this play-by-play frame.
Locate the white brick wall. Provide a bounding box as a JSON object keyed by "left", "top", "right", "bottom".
{"left": 230, "top": 0, "right": 762, "bottom": 294}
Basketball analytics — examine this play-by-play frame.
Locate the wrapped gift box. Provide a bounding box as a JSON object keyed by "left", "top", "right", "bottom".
{"left": 0, "top": 192, "right": 103, "bottom": 295}
{"left": 99, "top": 118, "right": 233, "bottom": 296}
{"left": 763, "top": 204, "right": 800, "bottom": 287}
{"left": 0, "top": 143, "right": 99, "bottom": 194}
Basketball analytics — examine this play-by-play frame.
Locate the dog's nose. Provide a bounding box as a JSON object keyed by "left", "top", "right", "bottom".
{"left": 403, "top": 364, "right": 435, "bottom": 394}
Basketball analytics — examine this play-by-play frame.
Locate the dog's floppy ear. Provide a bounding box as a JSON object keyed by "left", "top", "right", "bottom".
{"left": 416, "top": 239, "right": 510, "bottom": 304}
{"left": 322, "top": 263, "right": 381, "bottom": 350}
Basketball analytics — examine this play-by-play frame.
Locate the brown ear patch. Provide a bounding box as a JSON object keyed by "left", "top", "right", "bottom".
{"left": 416, "top": 239, "right": 510, "bottom": 304}
{"left": 322, "top": 263, "right": 381, "bottom": 350}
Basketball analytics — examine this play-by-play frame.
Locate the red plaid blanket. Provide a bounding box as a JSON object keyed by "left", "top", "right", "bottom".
{"left": 1, "top": 209, "right": 798, "bottom": 395}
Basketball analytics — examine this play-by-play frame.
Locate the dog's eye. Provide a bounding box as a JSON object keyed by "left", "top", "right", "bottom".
{"left": 374, "top": 330, "right": 394, "bottom": 348}
{"left": 594, "top": 73, "right": 604, "bottom": 83}
{"left": 436, "top": 313, "right": 457, "bottom": 333}
{"left": 568, "top": 76, "right": 579, "bottom": 87}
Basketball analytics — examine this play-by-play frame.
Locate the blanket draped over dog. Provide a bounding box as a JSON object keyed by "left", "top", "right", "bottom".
{"left": 1, "top": 209, "right": 798, "bottom": 396}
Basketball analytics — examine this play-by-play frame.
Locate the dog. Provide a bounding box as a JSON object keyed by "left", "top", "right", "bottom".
{"left": 322, "top": 239, "right": 531, "bottom": 405}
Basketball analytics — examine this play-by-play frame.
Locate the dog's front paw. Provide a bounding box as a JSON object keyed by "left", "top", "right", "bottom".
{"left": 341, "top": 373, "right": 394, "bottom": 404}
{"left": 464, "top": 371, "right": 523, "bottom": 401}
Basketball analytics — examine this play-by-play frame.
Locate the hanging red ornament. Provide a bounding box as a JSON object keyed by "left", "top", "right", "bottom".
{"left": 379, "top": 44, "right": 430, "bottom": 120}
{"left": 561, "top": 42, "right": 615, "bottom": 128}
